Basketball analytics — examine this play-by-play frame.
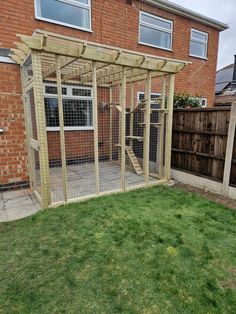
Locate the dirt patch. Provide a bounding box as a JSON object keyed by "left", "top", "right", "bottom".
{"left": 174, "top": 183, "right": 236, "bottom": 210}
{"left": 221, "top": 267, "right": 236, "bottom": 290}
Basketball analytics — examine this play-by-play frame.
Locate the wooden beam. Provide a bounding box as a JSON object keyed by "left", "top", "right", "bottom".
{"left": 109, "top": 87, "right": 113, "bottom": 162}
{"left": 34, "top": 29, "right": 190, "bottom": 66}
{"left": 56, "top": 55, "right": 68, "bottom": 202}
{"left": 164, "top": 74, "right": 175, "bottom": 180}
{"left": 157, "top": 75, "right": 167, "bottom": 177}
{"left": 10, "top": 54, "right": 23, "bottom": 64}
{"left": 11, "top": 48, "right": 27, "bottom": 61}
{"left": 92, "top": 62, "right": 100, "bottom": 195}
{"left": 20, "top": 34, "right": 187, "bottom": 73}
{"left": 14, "top": 42, "right": 30, "bottom": 55}
{"left": 43, "top": 56, "right": 77, "bottom": 79}
{"left": 62, "top": 62, "right": 104, "bottom": 82}
{"left": 222, "top": 102, "right": 236, "bottom": 196}
{"left": 130, "top": 81, "right": 134, "bottom": 150}
{"left": 143, "top": 71, "right": 151, "bottom": 184}
{"left": 121, "top": 68, "right": 127, "bottom": 191}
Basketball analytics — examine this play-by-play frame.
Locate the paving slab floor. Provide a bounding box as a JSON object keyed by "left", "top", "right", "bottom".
{"left": 0, "top": 162, "right": 159, "bottom": 222}
{"left": 0, "top": 189, "right": 41, "bottom": 223}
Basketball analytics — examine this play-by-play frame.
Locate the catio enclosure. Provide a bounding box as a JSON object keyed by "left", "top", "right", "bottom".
{"left": 11, "top": 30, "right": 188, "bottom": 208}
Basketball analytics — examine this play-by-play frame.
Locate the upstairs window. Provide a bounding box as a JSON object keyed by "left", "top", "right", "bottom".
{"left": 44, "top": 84, "right": 93, "bottom": 131}
{"left": 190, "top": 29, "right": 208, "bottom": 59}
{"left": 35, "top": 0, "right": 91, "bottom": 31}
{"left": 139, "top": 11, "right": 173, "bottom": 51}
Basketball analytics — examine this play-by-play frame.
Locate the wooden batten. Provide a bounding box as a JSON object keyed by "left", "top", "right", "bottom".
{"left": 92, "top": 62, "right": 100, "bottom": 195}
{"left": 56, "top": 56, "right": 68, "bottom": 202}
{"left": 143, "top": 71, "right": 151, "bottom": 184}
{"left": 164, "top": 74, "right": 175, "bottom": 180}
{"left": 31, "top": 51, "right": 51, "bottom": 208}
{"left": 120, "top": 68, "right": 127, "bottom": 191}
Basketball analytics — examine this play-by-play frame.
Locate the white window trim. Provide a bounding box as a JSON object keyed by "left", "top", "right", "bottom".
{"left": 0, "top": 56, "right": 15, "bottom": 64}
{"left": 139, "top": 11, "right": 173, "bottom": 51}
{"left": 198, "top": 97, "right": 208, "bottom": 108}
{"left": 137, "top": 91, "right": 161, "bottom": 106}
{"left": 44, "top": 84, "right": 94, "bottom": 131}
{"left": 189, "top": 28, "right": 208, "bottom": 60}
{"left": 34, "top": 0, "right": 92, "bottom": 32}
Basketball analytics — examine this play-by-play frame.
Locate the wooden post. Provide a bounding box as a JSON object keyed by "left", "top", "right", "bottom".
{"left": 164, "top": 74, "right": 175, "bottom": 180}
{"left": 56, "top": 55, "right": 68, "bottom": 202}
{"left": 143, "top": 71, "right": 151, "bottom": 184}
{"left": 31, "top": 51, "right": 51, "bottom": 208}
{"left": 92, "top": 62, "right": 100, "bottom": 195}
{"left": 109, "top": 86, "right": 113, "bottom": 161}
{"left": 20, "top": 67, "right": 35, "bottom": 191}
{"left": 130, "top": 81, "right": 134, "bottom": 150}
{"left": 222, "top": 102, "right": 236, "bottom": 196}
{"left": 121, "top": 67, "right": 127, "bottom": 190}
{"left": 157, "top": 75, "right": 166, "bottom": 177}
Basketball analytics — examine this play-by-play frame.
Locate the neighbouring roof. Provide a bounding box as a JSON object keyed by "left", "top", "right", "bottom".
{"left": 144, "top": 0, "right": 228, "bottom": 31}
{"left": 215, "top": 64, "right": 234, "bottom": 94}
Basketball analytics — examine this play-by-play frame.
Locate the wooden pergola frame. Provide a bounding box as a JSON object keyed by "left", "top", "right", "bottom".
{"left": 11, "top": 30, "right": 190, "bottom": 208}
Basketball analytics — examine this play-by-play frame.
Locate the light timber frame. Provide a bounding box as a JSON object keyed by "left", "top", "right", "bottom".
{"left": 12, "top": 30, "right": 189, "bottom": 208}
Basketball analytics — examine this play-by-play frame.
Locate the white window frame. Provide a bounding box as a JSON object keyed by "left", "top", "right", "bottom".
{"left": 34, "top": 0, "right": 92, "bottom": 32}
{"left": 0, "top": 56, "right": 15, "bottom": 64}
{"left": 199, "top": 97, "right": 208, "bottom": 108}
{"left": 189, "top": 28, "right": 208, "bottom": 59}
{"left": 44, "top": 83, "right": 94, "bottom": 131}
{"left": 137, "top": 91, "right": 161, "bottom": 106}
{"left": 139, "top": 11, "right": 173, "bottom": 51}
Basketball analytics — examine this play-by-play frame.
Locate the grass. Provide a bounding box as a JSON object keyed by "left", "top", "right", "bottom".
{"left": 0, "top": 186, "right": 236, "bottom": 314}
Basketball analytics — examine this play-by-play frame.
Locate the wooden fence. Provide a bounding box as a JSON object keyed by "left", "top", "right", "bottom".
{"left": 172, "top": 105, "right": 236, "bottom": 190}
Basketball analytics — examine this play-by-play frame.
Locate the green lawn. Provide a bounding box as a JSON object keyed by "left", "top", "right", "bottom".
{"left": 0, "top": 186, "right": 236, "bottom": 314}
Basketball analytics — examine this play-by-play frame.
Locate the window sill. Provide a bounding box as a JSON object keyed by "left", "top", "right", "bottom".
{"left": 139, "top": 41, "right": 173, "bottom": 52}
{"left": 35, "top": 16, "right": 93, "bottom": 33}
{"left": 0, "top": 57, "right": 16, "bottom": 64}
{"left": 47, "top": 127, "right": 94, "bottom": 132}
{"left": 189, "top": 54, "right": 208, "bottom": 61}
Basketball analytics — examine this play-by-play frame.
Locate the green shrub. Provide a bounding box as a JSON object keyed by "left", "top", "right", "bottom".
{"left": 174, "top": 92, "right": 202, "bottom": 108}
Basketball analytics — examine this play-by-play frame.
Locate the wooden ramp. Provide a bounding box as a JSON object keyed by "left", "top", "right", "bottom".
{"left": 126, "top": 146, "right": 143, "bottom": 175}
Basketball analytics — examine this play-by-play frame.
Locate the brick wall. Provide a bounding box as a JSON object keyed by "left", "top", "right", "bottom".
{"left": 0, "top": 0, "right": 221, "bottom": 188}
{"left": 0, "top": 63, "right": 28, "bottom": 189}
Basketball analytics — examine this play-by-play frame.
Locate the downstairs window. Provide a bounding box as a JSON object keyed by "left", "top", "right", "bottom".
{"left": 44, "top": 84, "right": 93, "bottom": 131}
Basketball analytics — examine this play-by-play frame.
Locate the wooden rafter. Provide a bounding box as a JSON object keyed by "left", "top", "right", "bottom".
{"left": 43, "top": 56, "right": 76, "bottom": 79}
{"left": 18, "top": 33, "right": 189, "bottom": 74}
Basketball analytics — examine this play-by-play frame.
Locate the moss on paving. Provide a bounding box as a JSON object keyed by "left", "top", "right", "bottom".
{"left": 0, "top": 186, "right": 236, "bottom": 313}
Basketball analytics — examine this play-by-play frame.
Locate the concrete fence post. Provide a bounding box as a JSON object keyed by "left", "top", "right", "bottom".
{"left": 222, "top": 102, "right": 236, "bottom": 197}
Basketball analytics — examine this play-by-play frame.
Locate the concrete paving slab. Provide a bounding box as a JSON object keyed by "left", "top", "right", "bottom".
{"left": 0, "top": 210, "right": 8, "bottom": 223}
{"left": 3, "top": 189, "right": 28, "bottom": 201}
{"left": 6, "top": 204, "right": 41, "bottom": 222}
{"left": 4, "top": 195, "right": 35, "bottom": 210}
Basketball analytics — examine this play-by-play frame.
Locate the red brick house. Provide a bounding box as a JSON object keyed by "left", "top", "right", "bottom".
{"left": 0, "top": 0, "right": 228, "bottom": 191}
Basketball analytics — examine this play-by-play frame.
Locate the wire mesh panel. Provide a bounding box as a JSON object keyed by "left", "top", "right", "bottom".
{"left": 25, "top": 88, "right": 41, "bottom": 198}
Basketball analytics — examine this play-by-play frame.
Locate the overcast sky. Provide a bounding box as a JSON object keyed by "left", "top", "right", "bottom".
{"left": 171, "top": 0, "right": 235, "bottom": 70}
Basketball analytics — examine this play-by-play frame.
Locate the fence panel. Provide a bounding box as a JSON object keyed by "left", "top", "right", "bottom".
{"left": 171, "top": 107, "right": 235, "bottom": 185}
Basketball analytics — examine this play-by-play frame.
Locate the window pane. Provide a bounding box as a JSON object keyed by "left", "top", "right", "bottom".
{"left": 45, "top": 98, "right": 93, "bottom": 128}
{"left": 192, "top": 30, "right": 207, "bottom": 42}
{"left": 63, "top": 99, "right": 93, "bottom": 127}
{"left": 190, "top": 41, "right": 206, "bottom": 58}
{"left": 72, "top": 88, "right": 92, "bottom": 97}
{"left": 141, "top": 13, "right": 171, "bottom": 30}
{"left": 140, "top": 25, "right": 171, "bottom": 49}
{"left": 38, "top": 0, "right": 90, "bottom": 29}
{"left": 45, "top": 98, "right": 59, "bottom": 127}
{"left": 45, "top": 86, "right": 67, "bottom": 95}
